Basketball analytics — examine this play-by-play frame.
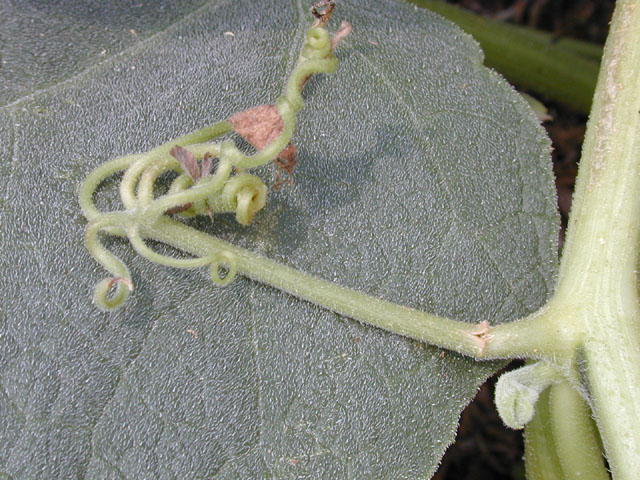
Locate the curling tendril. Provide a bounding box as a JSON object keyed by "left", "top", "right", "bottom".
{"left": 80, "top": 16, "right": 350, "bottom": 310}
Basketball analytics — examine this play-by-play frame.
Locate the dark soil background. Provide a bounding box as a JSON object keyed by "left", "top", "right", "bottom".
{"left": 432, "top": 1, "right": 615, "bottom": 479}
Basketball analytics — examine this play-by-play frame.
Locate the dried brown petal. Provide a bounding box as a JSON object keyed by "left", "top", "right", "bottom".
{"left": 311, "top": 0, "right": 335, "bottom": 26}
{"left": 229, "top": 104, "right": 284, "bottom": 151}
{"left": 165, "top": 203, "right": 193, "bottom": 215}
{"left": 273, "top": 144, "right": 298, "bottom": 189}
{"left": 278, "top": 144, "right": 297, "bottom": 174}
{"left": 331, "top": 21, "right": 352, "bottom": 51}
{"left": 201, "top": 152, "right": 213, "bottom": 177}
{"left": 170, "top": 145, "right": 200, "bottom": 181}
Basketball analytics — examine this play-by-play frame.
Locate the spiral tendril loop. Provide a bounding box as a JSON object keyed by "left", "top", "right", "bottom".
{"left": 209, "top": 251, "right": 238, "bottom": 286}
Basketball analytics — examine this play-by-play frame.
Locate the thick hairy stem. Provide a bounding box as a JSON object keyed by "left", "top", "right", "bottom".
{"left": 548, "top": 382, "right": 608, "bottom": 479}
{"left": 551, "top": 1, "right": 640, "bottom": 477}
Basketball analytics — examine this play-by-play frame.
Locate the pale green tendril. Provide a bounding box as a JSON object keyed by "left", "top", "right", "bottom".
{"left": 80, "top": 21, "right": 347, "bottom": 310}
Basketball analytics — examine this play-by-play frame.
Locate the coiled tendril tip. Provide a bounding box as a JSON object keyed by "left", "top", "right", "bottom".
{"left": 93, "top": 277, "right": 133, "bottom": 311}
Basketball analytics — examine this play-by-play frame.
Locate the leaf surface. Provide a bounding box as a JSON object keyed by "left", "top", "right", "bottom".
{"left": 0, "top": 0, "right": 558, "bottom": 478}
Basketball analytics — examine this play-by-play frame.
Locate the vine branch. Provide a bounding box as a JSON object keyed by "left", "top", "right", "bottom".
{"left": 81, "top": 8, "right": 573, "bottom": 362}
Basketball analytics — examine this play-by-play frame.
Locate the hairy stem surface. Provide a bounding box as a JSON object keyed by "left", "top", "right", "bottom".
{"left": 553, "top": 1, "right": 640, "bottom": 477}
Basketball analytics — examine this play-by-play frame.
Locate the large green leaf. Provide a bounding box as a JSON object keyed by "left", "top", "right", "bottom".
{"left": 0, "top": 0, "right": 558, "bottom": 478}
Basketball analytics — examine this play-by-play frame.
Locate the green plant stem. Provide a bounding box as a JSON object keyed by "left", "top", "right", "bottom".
{"left": 142, "top": 217, "right": 568, "bottom": 361}
{"left": 524, "top": 389, "right": 566, "bottom": 480}
{"left": 523, "top": 388, "right": 565, "bottom": 480}
{"left": 82, "top": 14, "right": 578, "bottom": 359}
{"left": 551, "top": 1, "right": 640, "bottom": 477}
{"left": 410, "top": 0, "right": 600, "bottom": 113}
{"left": 145, "top": 217, "right": 487, "bottom": 355}
{"left": 548, "top": 382, "right": 608, "bottom": 479}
